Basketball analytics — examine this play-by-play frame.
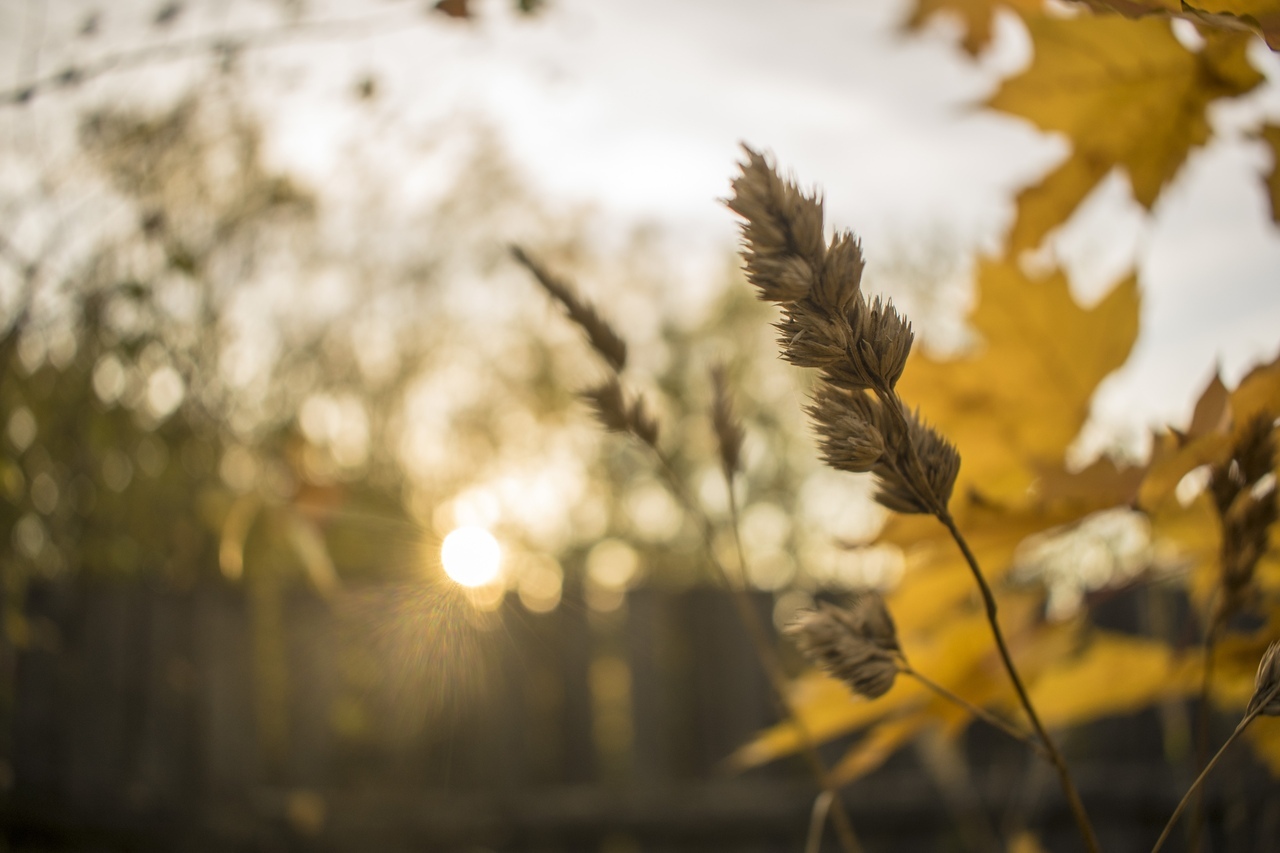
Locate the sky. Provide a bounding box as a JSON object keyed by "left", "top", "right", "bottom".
{"left": 5, "top": 0, "right": 1280, "bottom": 458}
{"left": 274, "top": 0, "right": 1280, "bottom": 453}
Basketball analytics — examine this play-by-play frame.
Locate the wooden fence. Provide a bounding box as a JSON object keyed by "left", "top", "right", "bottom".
{"left": 4, "top": 578, "right": 1279, "bottom": 852}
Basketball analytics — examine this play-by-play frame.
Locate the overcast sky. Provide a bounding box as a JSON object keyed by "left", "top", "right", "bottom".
{"left": 5, "top": 0, "right": 1280, "bottom": 456}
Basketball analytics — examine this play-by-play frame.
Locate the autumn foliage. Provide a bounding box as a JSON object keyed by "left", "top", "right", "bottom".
{"left": 722, "top": 0, "right": 1280, "bottom": 840}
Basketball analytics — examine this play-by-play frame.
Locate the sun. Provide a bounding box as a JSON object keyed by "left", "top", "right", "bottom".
{"left": 440, "top": 526, "right": 502, "bottom": 587}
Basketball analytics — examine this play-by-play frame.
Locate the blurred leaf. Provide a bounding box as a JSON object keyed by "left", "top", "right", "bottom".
{"left": 152, "top": 2, "right": 183, "bottom": 28}
{"left": 219, "top": 494, "right": 261, "bottom": 581}
{"left": 434, "top": 0, "right": 471, "bottom": 19}
{"left": 79, "top": 12, "right": 101, "bottom": 37}
{"left": 1190, "top": 0, "right": 1280, "bottom": 47}
{"left": 1232, "top": 348, "right": 1280, "bottom": 417}
{"left": 881, "top": 504, "right": 1083, "bottom": 631}
{"left": 831, "top": 710, "right": 934, "bottom": 782}
{"left": 1140, "top": 351, "right": 1280, "bottom": 510}
{"left": 1248, "top": 721, "right": 1280, "bottom": 775}
{"left": 1007, "top": 155, "right": 1111, "bottom": 256}
{"left": 904, "top": 0, "right": 1043, "bottom": 55}
{"left": 1079, "top": 0, "right": 1280, "bottom": 49}
{"left": 1033, "top": 456, "right": 1144, "bottom": 507}
{"left": 1187, "top": 371, "right": 1233, "bottom": 439}
{"left": 1141, "top": 353, "right": 1280, "bottom": 619}
{"left": 285, "top": 512, "right": 341, "bottom": 598}
{"left": 1007, "top": 830, "right": 1051, "bottom": 853}
{"left": 1028, "top": 632, "right": 1199, "bottom": 729}
{"left": 992, "top": 17, "right": 1262, "bottom": 249}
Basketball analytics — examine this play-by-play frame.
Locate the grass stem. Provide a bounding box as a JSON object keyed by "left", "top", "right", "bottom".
{"left": 938, "top": 512, "right": 1102, "bottom": 853}
{"left": 901, "top": 666, "right": 1045, "bottom": 757}
{"left": 1150, "top": 680, "right": 1280, "bottom": 853}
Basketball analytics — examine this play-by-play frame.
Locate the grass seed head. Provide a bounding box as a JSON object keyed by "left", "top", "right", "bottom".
{"left": 730, "top": 147, "right": 960, "bottom": 517}
{"left": 584, "top": 379, "right": 659, "bottom": 447}
{"left": 511, "top": 245, "right": 628, "bottom": 373}
{"left": 728, "top": 146, "right": 827, "bottom": 304}
{"left": 584, "top": 379, "right": 630, "bottom": 434}
{"left": 785, "top": 593, "right": 901, "bottom": 700}
{"left": 865, "top": 402, "right": 960, "bottom": 515}
{"left": 1247, "top": 641, "right": 1280, "bottom": 717}
{"left": 1211, "top": 415, "right": 1278, "bottom": 623}
{"left": 857, "top": 296, "right": 914, "bottom": 391}
{"left": 807, "top": 384, "right": 886, "bottom": 474}
{"left": 907, "top": 408, "right": 961, "bottom": 510}
{"left": 815, "top": 231, "right": 865, "bottom": 315}
{"left": 711, "top": 364, "right": 745, "bottom": 478}
{"left": 775, "top": 305, "right": 849, "bottom": 369}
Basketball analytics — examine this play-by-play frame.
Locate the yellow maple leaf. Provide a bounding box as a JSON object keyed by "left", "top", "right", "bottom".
{"left": 991, "top": 17, "right": 1262, "bottom": 250}
{"left": 895, "top": 256, "right": 1139, "bottom": 503}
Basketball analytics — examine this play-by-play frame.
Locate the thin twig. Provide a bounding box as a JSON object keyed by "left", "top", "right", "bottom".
{"left": 938, "top": 512, "right": 1102, "bottom": 853}
{"left": 805, "top": 790, "right": 835, "bottom": 853}
{"left": 1189, "top": 618, "right": 1222, "bottom": 852}
{"left": 900, "top": 665, "right": 1046, "bottom": 757}
{"left": 1150, "top": 680, "right": 1280, "bottom": 853}
{"left": 872, "top": 381, "right": 1100, "bottom": 852}
{"left": 1, "top": 4, "right": 423, "bottom": 107}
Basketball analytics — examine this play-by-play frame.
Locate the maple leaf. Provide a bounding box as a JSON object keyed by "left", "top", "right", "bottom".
{"left": 991, "top": 17, "right": 1263, "bottom": 250}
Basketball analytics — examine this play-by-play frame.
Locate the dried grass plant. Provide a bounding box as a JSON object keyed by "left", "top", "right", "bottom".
{"left": 511, "top": 244, "right": 866, "bottom": 853}
{"left": 1190, "top": 413, "right": 1278, "bottom": 846}
{"left": 515, "top": 148, "right": 1280, "bottom": 853}
{"left": 726, "top": 146, "right": 1101, "bottom": 851}
{"left": 1152, "top": 640, "right": 1280, "bottom": 853}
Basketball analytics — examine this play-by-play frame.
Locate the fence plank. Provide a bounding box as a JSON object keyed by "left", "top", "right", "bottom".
{"left": 193, "top": 583, "right": 259, "bottom": 792}
{"left": 684, "top": 588, "right": 777, "bottom": 775}
{"left": 134, "top": 587, "right": 199, "bottom": 809}
{"left": 558, "top": 578, "right": 596, "bottom": 786}
{"left": 285, "top": 592, "right": 337, "bottom": 786}
{"left": 626, "top": 586, "right": 678, "bottom": 785}
{"left": 11, "top": 581, "right": 69, "bottom": 807}
{"left": 64, "top": 585, "right": 152, "bottom": 818}
{"left": 15, "top": 579, "right": 1280, "bottom": 852}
